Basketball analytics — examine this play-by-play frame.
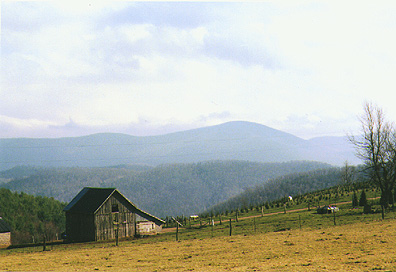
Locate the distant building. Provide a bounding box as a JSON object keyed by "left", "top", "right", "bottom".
{"left": 0, "top": 217, "right": 11, "bottom": 248}
{"left": 64, "top": 187, "right": 165, "bottom": 242}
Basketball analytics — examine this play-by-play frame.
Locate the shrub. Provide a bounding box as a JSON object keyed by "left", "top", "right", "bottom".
{"left": 363, "top": 203, "right": 372, "bottom": 214}
{"left": 352, "top": 192, "right": 358, "bottom": 207}
{"left": 359, "top": 190, "right": 368, "bottom": 207}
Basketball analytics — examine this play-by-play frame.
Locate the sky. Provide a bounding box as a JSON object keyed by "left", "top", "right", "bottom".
{"left": 1, "top": 1, "right": 396, "bottom": 140}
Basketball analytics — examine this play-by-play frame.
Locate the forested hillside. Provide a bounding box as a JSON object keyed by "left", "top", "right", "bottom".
{"left": 0, "top": 188, "right": 65, "bottom": 245}
{"left": 207, "top": 166, "right": 367, "bottom": 215}
{"left": 0, "top": 161, "right": 330, "bottom": 217}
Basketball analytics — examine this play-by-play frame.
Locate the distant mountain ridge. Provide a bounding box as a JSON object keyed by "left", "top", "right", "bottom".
{"left": 0, "top": 121, "right": 360, "bottom": 170}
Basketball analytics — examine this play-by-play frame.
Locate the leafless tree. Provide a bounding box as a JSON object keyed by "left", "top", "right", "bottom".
{"left": 341, "top": 161, "right": 355, "bottom": 187}
{"left": 349, "top": 102, "right": 396, "bottom": 210}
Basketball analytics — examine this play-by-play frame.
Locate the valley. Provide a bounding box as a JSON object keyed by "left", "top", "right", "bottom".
{"left": 0, "top": 161, "right": 334, "bottom": 217}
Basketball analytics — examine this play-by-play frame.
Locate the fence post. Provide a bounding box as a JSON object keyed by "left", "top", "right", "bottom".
{"left": 114, "top": 212, "right": 119, "bottom": 246}
{"left": 211, "top": 219, "right": 214, "bottom": 237}
{"left": 299, "top": 214, "right": 302, "bottom": 230}
{"left": 42, "top": 234, "right": 47, "bottom": 251}
{"left": 176, "top": 224, "right": 179, "bottom": 241}
{"left": 381, "top": 205, "right": 385, "bottom": 220}
{"left": 229, "top": 218, "right": 232, "bottom": 236}
{"left": 333, "top": 211, "right": 336, "bottom": 226}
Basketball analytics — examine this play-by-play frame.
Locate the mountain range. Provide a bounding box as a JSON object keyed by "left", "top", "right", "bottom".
{"left": 0, "top": 121, "right": 360, "bottom": 171}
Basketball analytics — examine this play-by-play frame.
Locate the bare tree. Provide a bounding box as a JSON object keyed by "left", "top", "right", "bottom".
{"left": 341, "top": 161, "right": 355, "bottom": 188}
{"left": 350, "top": 102, "right": 396, "bottom": 211}
{"left": 339, "top": 161, "right": 355, "bottom": 205}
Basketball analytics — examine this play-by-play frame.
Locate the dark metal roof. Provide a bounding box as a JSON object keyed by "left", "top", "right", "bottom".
{"left": 0, "top": 217, "right": 11, "bottom": 233}
{"left": 63, "top": 187, "right": 165, "bottom": 225}
{"left": 63, "top": 187, "right": 116, "bottom": 214}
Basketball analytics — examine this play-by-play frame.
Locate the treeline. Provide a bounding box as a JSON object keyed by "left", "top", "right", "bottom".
{"left": 204, "top": 166, "right": 369, "bottom": 216}
{"left": 0, "top": 188, "right": 66, "bottom": 245}
{"left": 0, "top": 167, "right": 136, "bottom": 205}
{"left": 0, "top": 160, "right": 331, "bottom": 217}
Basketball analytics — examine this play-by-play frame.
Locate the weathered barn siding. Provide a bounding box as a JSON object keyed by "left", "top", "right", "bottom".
{"left": 64, "top": 188, "right": 164, "bottom": 243}
{"left": 94, "top": 194, "right": 136, "bottom": 241}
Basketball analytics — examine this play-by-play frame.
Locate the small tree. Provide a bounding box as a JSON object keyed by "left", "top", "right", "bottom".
{"left": 363, "top": 203, "right": 372, "bottom": 214}
{"left": 352, "top": 192, "right": 358, "bottom": 207}
{"left": 359, "top": 190, "right": 368, "bottom": 207}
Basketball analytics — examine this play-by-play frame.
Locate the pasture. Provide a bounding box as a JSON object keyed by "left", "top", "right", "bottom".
{"left": 1, "top": 204, "right": 396, "bottom": 271}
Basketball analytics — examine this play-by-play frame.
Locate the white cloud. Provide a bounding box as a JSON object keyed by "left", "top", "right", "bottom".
{"left": 1, "top": 1, "right": 396, "bottom": 139}
{"left": 51, "top": 0, "right": 123, "bottom": 15}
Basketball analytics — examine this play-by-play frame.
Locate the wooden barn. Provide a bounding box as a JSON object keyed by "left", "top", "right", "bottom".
{"left": 63, "top": 187, "right": 165, "bottom": 242}
{"left": 0, "top": 217, "right": 11, "bottom": 248}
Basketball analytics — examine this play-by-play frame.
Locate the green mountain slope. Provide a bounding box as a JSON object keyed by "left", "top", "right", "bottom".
{"left": 0, "top": 161, "right": 331, "bottom": 217}
{"left": 206, "top": 166, "right": 367, "bottom": 215}
{"left": 0, "top": 188, "right": 66, "bottom": 245}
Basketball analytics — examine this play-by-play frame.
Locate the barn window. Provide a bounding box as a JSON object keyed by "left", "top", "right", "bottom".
{"left": 112, "top": 204, "right": 119, "bottom": 213}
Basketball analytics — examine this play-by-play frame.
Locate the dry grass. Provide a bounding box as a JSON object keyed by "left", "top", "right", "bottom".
{"left": 1, "top": 219, "right": 396, "bottom": 271}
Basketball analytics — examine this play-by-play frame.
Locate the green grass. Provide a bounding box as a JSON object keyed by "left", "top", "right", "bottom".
{"left": 188, "top": 185, "right": 389, "bottom": 236}
{"left": 167, "top": 195, "right": 395, "bottom": 243}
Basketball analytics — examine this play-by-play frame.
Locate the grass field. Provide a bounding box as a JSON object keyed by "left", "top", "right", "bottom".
{"left": 1, "top": 201, "right": 396, "bottom": 271}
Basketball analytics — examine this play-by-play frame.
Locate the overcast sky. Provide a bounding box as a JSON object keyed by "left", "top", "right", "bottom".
{"left": 1, "top": 1, "right": 396, "bottom": 139}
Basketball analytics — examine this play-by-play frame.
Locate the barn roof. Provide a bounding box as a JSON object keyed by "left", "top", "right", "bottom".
{"left": 64, "top": 187, "right": 165, "bottom": 225}
{"left": 0, "top": 217, "right": 11, "bottom": 233}
{"left": 63, "top": 187, "right": 116, "bottom": 214}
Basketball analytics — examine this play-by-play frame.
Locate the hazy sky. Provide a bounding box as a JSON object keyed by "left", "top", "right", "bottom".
{"left": 2, "top": 1, "right": 396, "bottom": 139}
